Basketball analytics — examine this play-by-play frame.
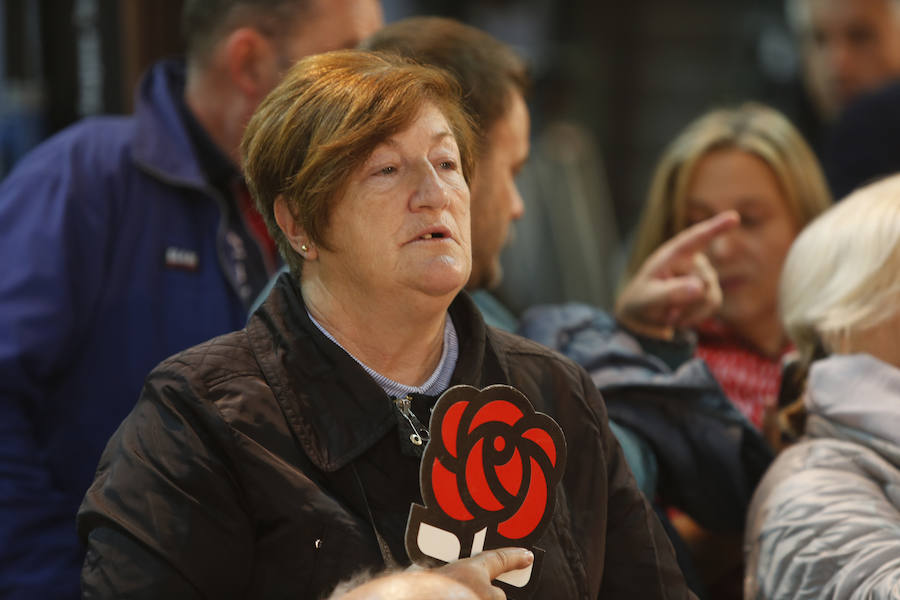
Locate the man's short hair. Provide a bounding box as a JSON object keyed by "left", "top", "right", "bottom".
{"left": 241, "top": 50, "right": 477, "bottom": 276}
{"left": 181, "top": 0, "right": 313, "bottom": 64}
{"left": 362, "top": 17, "right": 529, "bottom": 151}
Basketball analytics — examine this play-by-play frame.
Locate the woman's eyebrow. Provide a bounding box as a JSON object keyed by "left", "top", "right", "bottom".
{"left": 381, "top": 130, "right": 454, "bottom": 147}
{"left": 686, "top": 196, "right": 771, "bottom": 210}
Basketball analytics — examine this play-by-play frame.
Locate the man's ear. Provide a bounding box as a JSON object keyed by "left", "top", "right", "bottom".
{"left": 274, "top": 195, "right": 318, "bottom": 260}
{"left": 221, "top": 26, "right": 280, "bottom": 101}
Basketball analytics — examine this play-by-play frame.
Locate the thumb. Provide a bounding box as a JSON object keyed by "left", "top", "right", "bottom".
{"left": 633, "top": 275, "right": 705, "bottom": 314}
{"left": 654, "top": 275, "right": 706, "bottom": 306}
{"left": 479, "top": 548, "right": 534, "bottom": 580}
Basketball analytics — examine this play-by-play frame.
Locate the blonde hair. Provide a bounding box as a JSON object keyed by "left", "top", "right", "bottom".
{"left": 780, "top": 175, "right": 900, "bottom": 366}
{"left": 626, "top": 103, "right": 831, "bottom": 278}
{"left": 241, "top": 50, "right": 476, "bottom": 275}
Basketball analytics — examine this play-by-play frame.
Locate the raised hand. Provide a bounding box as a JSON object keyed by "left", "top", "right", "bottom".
{"left": 616, "top": 211, "right": 740, "bottom": 340}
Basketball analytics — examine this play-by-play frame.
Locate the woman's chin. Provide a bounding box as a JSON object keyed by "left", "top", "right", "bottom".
{"left": 412, "top": 258, "right": 470, "bottom": 298}
{"left": 720, "top": 301, "right": 777, "bottom": 333}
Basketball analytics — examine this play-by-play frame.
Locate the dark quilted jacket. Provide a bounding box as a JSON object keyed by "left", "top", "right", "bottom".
{"left": 77, "top": 275, "right": 693, "bottom": 599}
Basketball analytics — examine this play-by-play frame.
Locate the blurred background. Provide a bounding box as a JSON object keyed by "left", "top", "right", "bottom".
{"left": 0, "top": 0, "right": 805, "bottom": 247}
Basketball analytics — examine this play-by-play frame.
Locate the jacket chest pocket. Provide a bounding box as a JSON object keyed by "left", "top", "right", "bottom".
{"left": 308, "top": 519, "right": 384, "bottom": 595}
{"left": 249, "top": 508, "right": 385, "bottom": 599}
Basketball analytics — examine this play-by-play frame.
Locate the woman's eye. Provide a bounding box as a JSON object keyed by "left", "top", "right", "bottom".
{"left": 378, "top": 166, "right": 397, "bottom": 176}
{"left": 741, "top": 214, "right": 763, "bottom": 228}
{"left": 685, "top": 215, "right": 707, "bottom": 227}
{"left": 439, "top": 160, "right": 457, "bottom": 170}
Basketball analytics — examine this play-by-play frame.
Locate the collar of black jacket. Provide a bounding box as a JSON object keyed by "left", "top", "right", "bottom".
{"left": 245, "top": 272, "right": 505, "bottom": 472}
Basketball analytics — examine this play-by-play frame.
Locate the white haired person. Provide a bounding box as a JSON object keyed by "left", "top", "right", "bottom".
{"left": 744, "top": 175, "right": 900, "bottom": 599}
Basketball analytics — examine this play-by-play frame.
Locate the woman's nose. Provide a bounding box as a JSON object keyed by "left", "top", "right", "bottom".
{"left": 708, "top": 229, "right": 738, "bottom": 262}
{"left": 410, "top": 164, "right": 452, "bottom": 211}
{"left": 510, "top": 185, "right": 525, "bottom": 220}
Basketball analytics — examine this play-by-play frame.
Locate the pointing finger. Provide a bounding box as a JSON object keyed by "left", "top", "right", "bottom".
{"left": 648, "top": 210, "right": 739, "bottom": 273}
{"left": 479, "top": 548, "right": 534, "bottom": 581}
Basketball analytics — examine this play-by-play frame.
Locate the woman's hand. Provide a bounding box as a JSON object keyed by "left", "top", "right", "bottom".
{"left": 616, "top": 211, "right": 739, "bottom": 340}
{"left": 435, "top": 548, "right": 534, "bottom": 600}
{"left": 331, "top": 548, "right": 534, "bottom": 600}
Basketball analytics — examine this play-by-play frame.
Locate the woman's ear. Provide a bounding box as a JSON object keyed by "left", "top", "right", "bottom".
{"left": 274, "top": 195, "right": 318, "bottom": 260}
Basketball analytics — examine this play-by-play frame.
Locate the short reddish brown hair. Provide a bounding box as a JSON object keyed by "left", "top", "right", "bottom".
{"left": 241, "top": 50, "right": 476, "bottom": 275}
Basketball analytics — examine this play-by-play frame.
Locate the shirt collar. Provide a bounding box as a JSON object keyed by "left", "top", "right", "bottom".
{"left": 306, "top": 309, "right": 459, "bottom": 398}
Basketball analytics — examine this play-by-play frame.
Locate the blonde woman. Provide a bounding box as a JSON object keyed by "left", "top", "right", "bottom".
{"left": 744, "top": 176, "right": 900, "bottom": 599}
{"left": 620, "top": 104, "right": 831, "bottom": 430}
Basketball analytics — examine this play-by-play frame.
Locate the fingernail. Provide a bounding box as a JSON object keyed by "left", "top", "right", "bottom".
{"left": 524, "top": 550, "right": 534, "bottom": 563}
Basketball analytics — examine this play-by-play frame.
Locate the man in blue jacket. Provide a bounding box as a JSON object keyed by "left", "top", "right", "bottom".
{"left": 0, "top": 1, "right": 382, "bottom": 597}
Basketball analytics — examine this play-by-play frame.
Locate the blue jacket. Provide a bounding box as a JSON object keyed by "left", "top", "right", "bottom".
{"left": 518, "top": 303, "right": 773, "bottom": 533}
{"left": 0, "top": 60, "right": 264, "bottom": 599}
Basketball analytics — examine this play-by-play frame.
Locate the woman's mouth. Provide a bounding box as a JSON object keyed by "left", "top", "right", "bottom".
{"left": 719, "top": 276, "right": 746, "bottom": 291}
{"left": 408, "top": 226, "right": 453, "bottom": 244}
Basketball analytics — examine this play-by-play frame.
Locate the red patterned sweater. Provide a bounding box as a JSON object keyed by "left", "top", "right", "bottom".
{"left": 695, "top": 321, "right": 791, "bottom": 430}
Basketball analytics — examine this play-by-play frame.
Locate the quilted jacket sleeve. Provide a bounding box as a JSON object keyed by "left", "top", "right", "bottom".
{"left": 81, "top": 526, "right": 201, "bottom": 599}
{"left": 76, "top": 358, "right": 254, "bottom": 599}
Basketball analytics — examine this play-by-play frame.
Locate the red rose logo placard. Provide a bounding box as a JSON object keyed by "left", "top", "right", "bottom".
{"left": 405, "top": 385, "right": 567, "bottom": 598}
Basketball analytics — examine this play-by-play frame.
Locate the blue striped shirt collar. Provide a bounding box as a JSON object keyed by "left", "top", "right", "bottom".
{"left": 307, "top": 310, "right": 459, "bottom": 398}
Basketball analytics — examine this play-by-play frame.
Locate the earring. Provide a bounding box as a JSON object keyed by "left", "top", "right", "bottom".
{"left": 300, "top": 244, "right": 309, "bottom": 253}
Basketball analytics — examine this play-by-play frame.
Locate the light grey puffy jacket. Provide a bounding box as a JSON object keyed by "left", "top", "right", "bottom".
{"left": 744, "top": 354, "right": 900, "bottom": 600}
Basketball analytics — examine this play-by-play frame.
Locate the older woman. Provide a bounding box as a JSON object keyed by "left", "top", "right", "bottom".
{"left": 621, "top": 104, "right": 831, "bottom": 430}
{"left": 76, "top": 51, "right": 690, "bottom": 599}
{"left": 744, "top": 177, "right": 900, "bottom": 599}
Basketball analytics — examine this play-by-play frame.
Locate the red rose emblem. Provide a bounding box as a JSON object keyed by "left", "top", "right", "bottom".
{"left": 405, "top": 385, "right": 568, "bottom": 597}
{"left": 423, "top": 385, "right": 566, "bottom": 541}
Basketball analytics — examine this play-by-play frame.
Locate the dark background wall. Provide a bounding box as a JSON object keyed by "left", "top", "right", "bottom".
{"left": 1, "top": 0, "right": 804, "bottom": 237}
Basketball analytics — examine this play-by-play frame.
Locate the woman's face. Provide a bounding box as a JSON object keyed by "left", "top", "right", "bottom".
{"left": 314, "top": 102, "right": 472, "bottom": 301}
{"left": 684, "top": 148, "right": 798, "bottom": 331}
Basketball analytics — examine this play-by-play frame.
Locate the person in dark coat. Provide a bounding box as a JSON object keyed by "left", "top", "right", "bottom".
{"left": 780, "top": 0, "right": 900, "bottom": 152}
{"left": 77, "top": 50, "right": 693, "bottom": 599}
{"left": 824, "top": 79, "right": 900, "bottom": 199}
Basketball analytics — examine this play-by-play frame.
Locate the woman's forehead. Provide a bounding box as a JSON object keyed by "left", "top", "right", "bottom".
{"left": 366, "top": 105, "right": 459, "bottom": 156}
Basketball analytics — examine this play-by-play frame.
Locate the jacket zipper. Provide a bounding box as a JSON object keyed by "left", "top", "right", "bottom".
{"left": 394, "top": 396, "right": 430, "bottom": 447}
